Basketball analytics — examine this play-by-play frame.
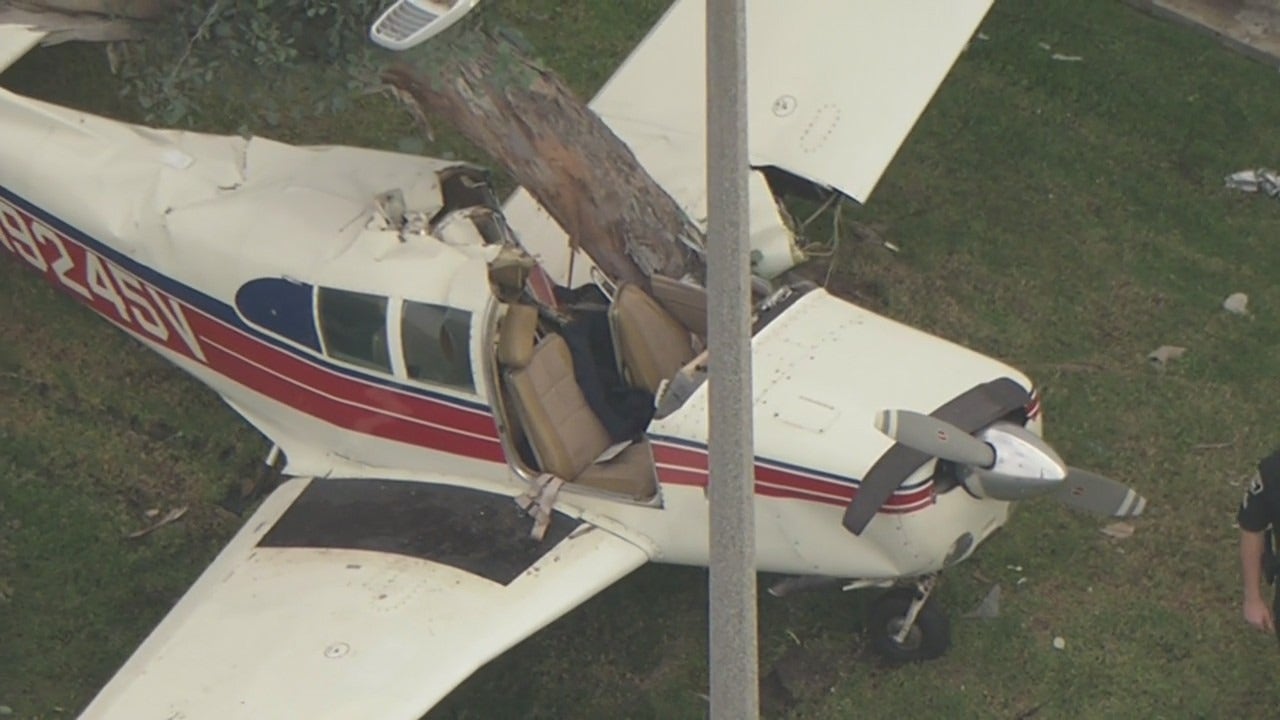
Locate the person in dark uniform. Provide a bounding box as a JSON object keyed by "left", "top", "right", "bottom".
{"left": 1238, "top": 451, "right": 1280, "bottom": 641}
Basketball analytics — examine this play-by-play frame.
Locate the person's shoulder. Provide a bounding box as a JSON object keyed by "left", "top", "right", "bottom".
{"left": 1259, "top": 450, "right": 1280, "bottom": 488}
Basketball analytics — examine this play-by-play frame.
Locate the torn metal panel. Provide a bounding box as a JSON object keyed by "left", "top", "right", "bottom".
{"left": 0, "top": 86, "right": 498, "bottom": 312}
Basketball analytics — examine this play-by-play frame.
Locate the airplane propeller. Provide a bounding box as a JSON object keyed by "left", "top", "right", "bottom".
{"left": 847, "top": 402, "right": 1146, "bottom": 534}
{"left": 873, "top": 410, "right": 995, "bottom": 468}
{"left": 1051, "top": 467, "right": 1147, "bottom": 518}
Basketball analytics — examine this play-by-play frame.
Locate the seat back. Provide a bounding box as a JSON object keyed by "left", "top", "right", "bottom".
{"left": 497, "top": 303, "right": 539, "bottom": 369}
{"left": 505, "top": 334, "right": 612, "bottom": 480}
{"left": 608, "top": 283, "right": 696, "bottom": 395}
{"left": 650, "top": 274, "right": 708, "bottom": 337}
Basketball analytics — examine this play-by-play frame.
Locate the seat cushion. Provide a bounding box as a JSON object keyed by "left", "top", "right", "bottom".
{"left": 576, "top": 439, "right": 657, "bottom": 499}
{"left": 506, "top": 334, "right": 612, "bottom": 480}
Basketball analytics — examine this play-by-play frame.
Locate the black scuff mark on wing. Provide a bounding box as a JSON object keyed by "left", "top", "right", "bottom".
{"left": 257, "top": 478, "right": 579, "bottom": 585}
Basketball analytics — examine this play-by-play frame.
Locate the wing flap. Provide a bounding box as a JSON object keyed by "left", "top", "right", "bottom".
{"left": 81, "top": 477, "right": 650, "bottom": 720}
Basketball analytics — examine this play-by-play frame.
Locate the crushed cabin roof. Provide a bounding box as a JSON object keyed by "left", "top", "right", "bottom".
{"left": 0, "top": 87, "right": 496, "bottom": 312}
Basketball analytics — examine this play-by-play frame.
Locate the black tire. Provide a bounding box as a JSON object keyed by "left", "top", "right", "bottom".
{"left": 866, "top": 588, "right": 951, "bottom": 662}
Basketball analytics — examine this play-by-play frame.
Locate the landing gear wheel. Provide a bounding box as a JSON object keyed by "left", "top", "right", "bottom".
{"left": 866, "top": 588, "right": 951, "bottom": 662}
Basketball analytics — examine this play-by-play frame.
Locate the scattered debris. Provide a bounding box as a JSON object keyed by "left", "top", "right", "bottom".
{"left": 1016, "top": 576, "right": 1028, "bottom": 586}
{"left": 1037, "top": 41, "right": 1051, "bottom": 51}
{"left": 125, "top": 506, "right": 188, "bottom": 539}
{"left": 1052, "top": 636, "right": 1066, "bottom": 650}
{"left": 1006, "top": 564, "right": 1024, "bottom": 572}
{"left": 144, "top": 507, "right": 160, "bottom": 519}
{"left": 977, "top": 31, "right": 991, "bottom": 41}
{"left": 1051, "top": 53, "right": 1084, "bottom": 62}
{"left": 963, "top": 583, "right": 1001, "bottom": 619}
{"left": 1225, "top": 168, "right": 1280, "bottom": 197}
{"left": 1147, "top": 345, "right": 1186, "bottom": 369}
{"left": 1192, "top": 441, "right": 1233, "bottom": 452}
{"left": 1100, "top": 521, "right": 1135, "bottom": 540}
{"left": 1223, "top": 292, "right": 1249, "bottom": 315}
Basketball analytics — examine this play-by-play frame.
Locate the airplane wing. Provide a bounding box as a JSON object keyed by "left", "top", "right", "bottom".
{"left": 593, "top": 0, "right": 995, "bottom": 206}
{"left": 81, "top": 476, "right": 651, "bottom": 719}
{"left": 504, "top": 0, "right": 995, "bottom": 281}
{"left": 0, "top": 23, "right": 44, "bottom": 75}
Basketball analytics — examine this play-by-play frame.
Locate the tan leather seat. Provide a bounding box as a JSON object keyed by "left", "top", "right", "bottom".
{"left": 504, "top": 320, "right": 656, "bottom": 500}
{"left": 650, "top": 274, "right": 708, "bottom": 337}
{"left": 608, "top": 283, "right": 696, "bottom": 395}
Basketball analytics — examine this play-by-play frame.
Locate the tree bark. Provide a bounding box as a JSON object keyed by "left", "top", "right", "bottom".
{"left": 2, "top": 0, "right": 177, "bottom": 43}
{"left": 10, "top": 0, "right": 175, "bottom": 20}
{"left": 381, "top": 28, "right": 705, "bottom": 289}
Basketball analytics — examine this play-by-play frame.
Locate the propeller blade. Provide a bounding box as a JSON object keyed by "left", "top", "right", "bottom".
{"left": 1052, "top": 467, "right": 1147, "bottom": 518}
{"left": 874, "top": 409, "right": 996, "bottom": 467}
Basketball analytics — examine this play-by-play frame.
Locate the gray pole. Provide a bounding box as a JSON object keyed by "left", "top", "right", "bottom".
{"left": 705, "top": 0, "right": 758, "bottom": 718}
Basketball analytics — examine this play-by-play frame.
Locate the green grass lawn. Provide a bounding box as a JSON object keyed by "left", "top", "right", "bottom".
{"left": 4, "top": 1, "right": 1280, "bottom": 718}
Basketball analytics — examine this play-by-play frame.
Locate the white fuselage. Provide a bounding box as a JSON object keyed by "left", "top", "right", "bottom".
{"left": 0, "top": 85, "right": 1034, "bottom": 582}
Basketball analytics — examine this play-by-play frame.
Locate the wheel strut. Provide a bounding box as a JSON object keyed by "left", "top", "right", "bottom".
{"left": 891, "top": 574, "right": 938, "bottom": 646}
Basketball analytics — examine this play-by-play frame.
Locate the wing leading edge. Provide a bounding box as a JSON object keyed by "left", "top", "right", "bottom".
{"left": 81, "top": 477, "right": 650, "bottom": 719}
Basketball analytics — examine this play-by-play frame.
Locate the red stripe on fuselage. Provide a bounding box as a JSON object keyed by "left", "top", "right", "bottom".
{"left": 1, "top": 190, "right": 934, "bottom": 513}
{"left": 652, "top": 441, "right": 935, "bottom": 511}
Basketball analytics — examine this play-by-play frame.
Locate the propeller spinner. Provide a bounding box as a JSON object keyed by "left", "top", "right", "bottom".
{"left": 842, "top": 377, "right": 1034, "bottom": 534}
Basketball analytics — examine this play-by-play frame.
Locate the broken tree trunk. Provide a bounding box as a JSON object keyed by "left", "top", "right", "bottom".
{"left": 381, "top": 28, "right": 705, "bottom": 288}
{"left": 9, "top": 0, "right": 175, "bottom": 18}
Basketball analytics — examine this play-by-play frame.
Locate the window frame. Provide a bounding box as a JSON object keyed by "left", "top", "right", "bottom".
{"left": 396, "top": 298, "right": 477, "bottom": 395}
{"left": 312, "top": 286, "right": 395, "bottom": 375}
{"left": 308, "top": 287, "right": 482, "bottom": 399}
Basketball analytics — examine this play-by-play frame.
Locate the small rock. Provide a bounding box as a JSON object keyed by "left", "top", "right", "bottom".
{"left": 1052, "top": 636, "right": 1066, "bottom": 650}
{"left": 1223, "top": 292, "right": 1249, "bottom": 315}
{"left": 0, "top": 705, "right": 13, "bottom": 716}
{"left": 1101, "top": 521, "right": 1135, "bottom": 539}
{"left": 1147, "top": 345, "right": 1186, "bottom": 369}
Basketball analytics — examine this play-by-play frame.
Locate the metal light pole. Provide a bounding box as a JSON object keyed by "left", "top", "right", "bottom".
{"left": 705, "top": 0, "right": 758, "bottom": 718}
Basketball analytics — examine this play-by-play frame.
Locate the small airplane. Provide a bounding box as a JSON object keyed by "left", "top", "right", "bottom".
{"left": 0, "top": 2, "right": 1146, "bottom": 718}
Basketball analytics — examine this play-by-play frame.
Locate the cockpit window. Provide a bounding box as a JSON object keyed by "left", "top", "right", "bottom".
{"left": 401, "top": 301, "right": 474, "bottom": 392}
{"left": 316, "top": 288, "right": 391, "bottom": 372}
